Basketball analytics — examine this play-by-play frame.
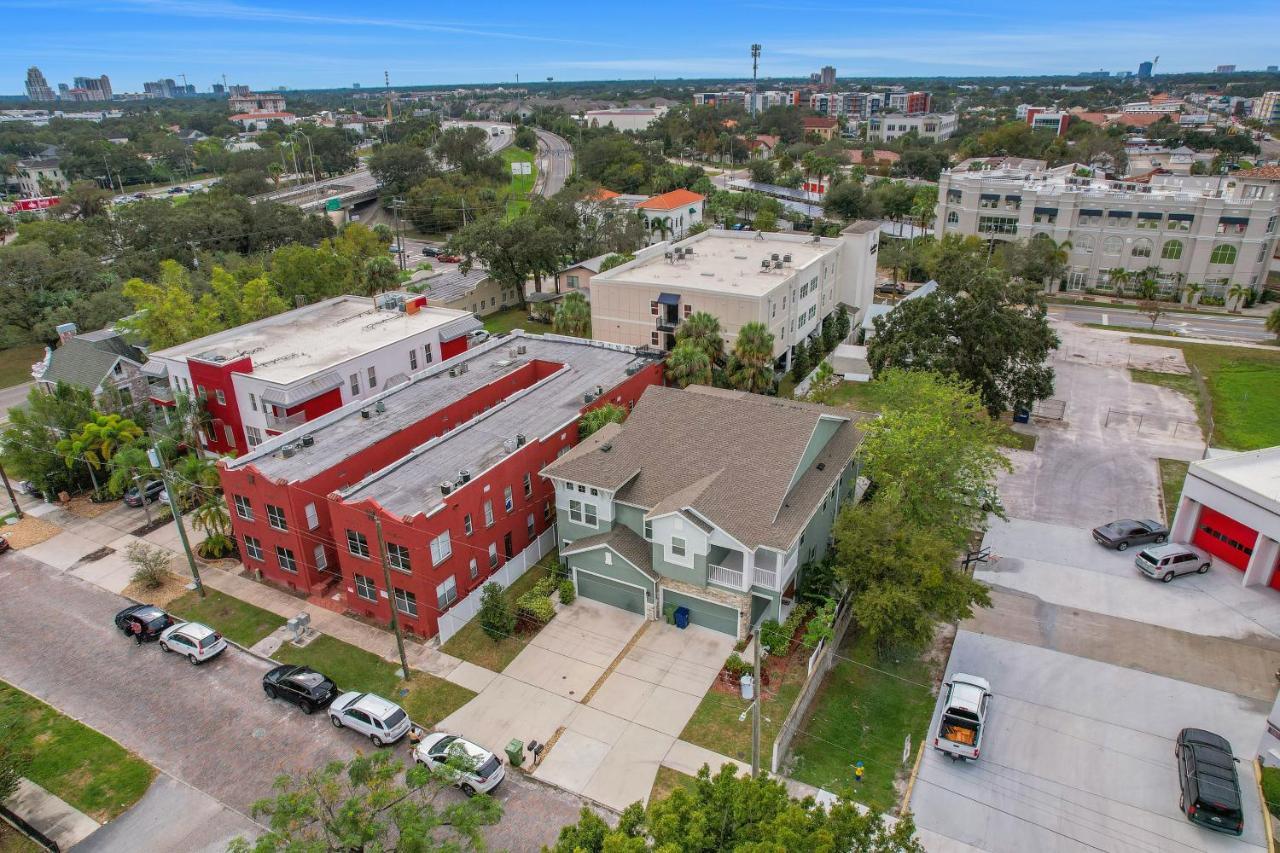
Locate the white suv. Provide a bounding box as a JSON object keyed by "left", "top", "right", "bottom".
{"left": 328, "top": 692, "right": 412, "bottom": 747}
{"left": 158, "top": 621, "right": 227, "bottom": 664}
{"left": 414, "top": 732, "right": 505, "bottom": 795}
{"left": 1135, "top": 543, "right": 1211, "bottom": 582}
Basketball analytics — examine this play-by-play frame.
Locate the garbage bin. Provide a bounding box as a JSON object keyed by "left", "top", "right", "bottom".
{"left": 505, "top": 739, "right": 524, "bottom": 768}
{"left": 674, "top": 606, "right": 690, "bottom": 629}
{"left": 1013, "top": 408, "right": 1030, "bottom": 424}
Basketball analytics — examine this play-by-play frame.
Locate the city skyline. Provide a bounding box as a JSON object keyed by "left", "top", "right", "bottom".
{"left": 3, "top": 0, "right": 1279, "bottom": 93}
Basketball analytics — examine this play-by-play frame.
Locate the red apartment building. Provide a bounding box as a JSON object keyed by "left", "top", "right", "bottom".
{"left": 218, "top": 333, "right": 663, "bottom": 641}
{"left": 144, "top": 294, "right": 479, "bottom": 456}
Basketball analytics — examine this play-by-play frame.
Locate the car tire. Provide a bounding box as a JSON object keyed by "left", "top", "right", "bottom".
{"left": 188, "top": 654, "right": 200, "bottom": 666}
{"left": 264, "top": 685, "right": 277, "bottom": 700}
{"left": 1198, "top": 563, "right": 1210, "bottom": 574}
{"left": 330, "top": 715, "right": 343, "bottom": 729}
{"left": 461, "top": 783, "right": 476, "bottom": 797}
{"left": 160, "top": 641, "right": 171, "bottom": 653}
{"left": 1162, "top": 572, "right": 1175, "bottom": 583}
{"left": 1116, "top": 542, "right": 1128, "bottom": 552}
{"left": 1155, "top": 535, "right": 1167, "bottom": 544}
{"left": 370, "top": 734, "right": 384, "bottom": 748}
{"left": 299, "top": 700, "right": 313, "bottom": 715}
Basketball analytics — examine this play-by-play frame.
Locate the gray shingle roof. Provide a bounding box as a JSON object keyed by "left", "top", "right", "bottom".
{"left": 410, "top": 268, "right": 490, "bottom": 305}
{"left": 40, "top": 333, "right": 143, "bottom": 392}
{"left": 543, "top": 385, "right": 866, "bottom": 551}
{"left": 560, "top": 525, "right": 657, "bottom": 580}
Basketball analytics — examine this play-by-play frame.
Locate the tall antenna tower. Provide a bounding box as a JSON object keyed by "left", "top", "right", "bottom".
{"left": 751, "top": 44, "right": 762, "bottom": 89}
{"left": 384, "top": 70, "right": 393, "bottom": 123}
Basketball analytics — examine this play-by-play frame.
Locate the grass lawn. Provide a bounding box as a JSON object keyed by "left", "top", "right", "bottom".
{"left": 1132, "top": 340, "right": 1280, "bottom": 450}
{"left": 439, "top": 558, "right": 556, "bottom": 672}
{"left": 679, "top": 648, "right": 808, "bottom": 765}
{"left": 500, "top": 147, "right": 537, "bottom": 219}
{"left": 0, "top": 680, "right": 153, "bottom": 821}
{"left": 0, "top": 822, "right": 43, "bottom": 852}
{"left": 482, "top": 306, "right": 554, "bottom": 337}
{"left": 0, "top": 343, "right": 44, "bottom": 389}
{"left": 787, "top": 634, "right": 936, "bottom": 813}
{"left": 648, "top": 766, "right": 698, "bottom": 803}
{"left": 1082, "top": 322, "right": 1180, "bottom": 336}
{"left": 1261, "top": 765, "right": 1280, "bottom": 819}
{"left": 1159, "top": 458, "right": 1190, "bottom": 522}
{"left": 168, "top": 588, "right": 286, "bottom": 648}
{"left": 274, "top": 634, "right": 474, "bottom": 728}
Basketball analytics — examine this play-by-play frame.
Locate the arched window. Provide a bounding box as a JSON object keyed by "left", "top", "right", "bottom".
{"left": 1075, "top": 235, "right": 1094, "bottom": 255}
{"left": 1131, "top": 238, "right": 1152, "bottom": 258}
{"left": 1160, "top": 239, "right": 1183, "bottom": 260}
{"left": 1209, "top": 244, "right": 1238, "bottom": 265}
{"left": 946, "top": 210, "right": 959, "bottom": 224}
{"left": 1103, "top": 236, "right": 1122, "bottom": 255}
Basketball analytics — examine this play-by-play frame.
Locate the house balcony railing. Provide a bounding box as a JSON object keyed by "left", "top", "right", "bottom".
{"left": 708, "top": 563, "right": 744, "bottom": 588}
{"left": 147, "top": 384, "right": 175, "bottom": 405}
{"left": 752, "top": 566, "right": 778, "bottom": 589}
{"left": 656, "top": 316, "right": 681, "bottom": 333}
{"left": 264, "top": 411, "right": 307, "bottom": 432}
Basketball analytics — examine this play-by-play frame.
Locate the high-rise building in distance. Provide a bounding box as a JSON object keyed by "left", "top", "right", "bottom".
{"left": 820, "top": 65, "right": 836, "bottom": 88}
{"left": 24, "top": 66, "right": 55, "bottom": 101}
{"left": 73, "top": 75, "right": 112, "bottom": 101}
{"left": 1138, "top": 61, "right": 1153, "bottom": 80}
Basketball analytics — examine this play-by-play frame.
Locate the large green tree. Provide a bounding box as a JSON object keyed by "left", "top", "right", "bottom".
{"left": 549, "top": 763, "right": 922, "bottom": 853}
{"left": 725, "top": 321, "right": 776, "bottom": 394}
{"left": 0, "top": 383, "right": 97, "bottom": 496}
{"left": 665, "top": 340, "right": 713, "bottom": 388}
{"left": 451, "top": 203, "right": 568, "bottom": 303}
{"left": 368, "top": 142, "right": 439, "bottom": 196}
{"left": 553, "top": 291, "right": 591, "bottom": 337}
{"left": 674, "top": 311, "right": 724, "bottom": 364}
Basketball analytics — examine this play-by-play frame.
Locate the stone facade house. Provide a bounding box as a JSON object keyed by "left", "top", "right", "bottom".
{"left": 33, "top": 325, "right": 148, "bottom": 410}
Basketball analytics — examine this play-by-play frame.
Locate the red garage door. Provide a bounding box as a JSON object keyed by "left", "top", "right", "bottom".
{"left": 1192, "top": 506, "right": 1257, "bottom": 571}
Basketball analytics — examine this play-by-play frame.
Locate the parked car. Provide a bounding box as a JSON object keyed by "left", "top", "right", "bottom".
{"left": 876, "top": 282, "right": 906, "bottom": 295}
{"left": 1175, "top": 728, "right": 1244, "bottom": 835}
{"left": 123, "top": 479, "right": 164, "bottom": 507}
{"left": 1092, "top": 518, "right": 1168, "bottom": 551}
{"left": 328, "top": 692, "right": 412, "bottom": 747}
{"left": 437, "top": 254, "right": 461, "bottom": 264}
{"left": 15, "top": 479, "right": 40, "bottom": 496}
{"left": 113, "top": 604, "right": 174, "bottom": 642}
{"left": 0, "top": 533, "right": 10, "bottom": 554}
{"left": 158, "top": 621, "right": 227, "bottom": 664}
{"left": 262, "top": 664, "right": 338, "bottom": 715}
{"left": 468, "top": 330, "right": 491, "bottom": 344}
{"left": 414, "top": 732, "right": 505, "bottom": 796}
{"left": 421, "top": 246, "right": 441, "bottom": 258}
{"left": 1135, "top": 543, "right": 1211, "bottom": 582}
{"left": 166, "top": 186, "right": 185, "bottom": 195}
{"left": 934, "top": 673, "right": 991, "bottom": 761}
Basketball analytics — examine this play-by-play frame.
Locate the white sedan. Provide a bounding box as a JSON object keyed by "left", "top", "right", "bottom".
{"left": 414, "top": 732, "right": 505, "bottom": 795}
{"left": 158, "top": 621, "right": 227, "bottom": 665}
{"left": 328, "top": 691, "right": 412, "bottom": 747}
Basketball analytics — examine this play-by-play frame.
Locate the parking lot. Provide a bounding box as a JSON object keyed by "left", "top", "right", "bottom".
{"left": 913, "top": 631, "right": 1269, "bottom": 853}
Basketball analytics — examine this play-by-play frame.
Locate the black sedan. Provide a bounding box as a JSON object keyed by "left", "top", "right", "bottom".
{"left": 263, "top": 664, "right": 338, "bottom": 715}
{"left": 1092, "top": 519, "right": 1169, "bottom": 551}
{"left": 114, "top": 604, "right": 175, "bottom": 642}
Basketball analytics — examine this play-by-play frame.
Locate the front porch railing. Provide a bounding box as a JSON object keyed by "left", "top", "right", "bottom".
{"left": 708, "top": 563, "right": 744, "bottom": 588}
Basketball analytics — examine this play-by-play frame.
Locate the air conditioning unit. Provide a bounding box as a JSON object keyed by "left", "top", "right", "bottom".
{"left": 684, "top": 246, "right": 695, "bottom": 256}
{"left": 503, "top": 438, "right": 517, "bottom": 453}
{"left": 516, "top": 433, "right": 526, "bottom": 447}
{"left": 374, "top": 401, "right": 386, "bottom": 414}
{"left": 281, "top": 444, "right": 296, "bottom": 458}
{"left": 583, "top": 391, "right": 597, "bottom": 404}
{"left": 459, "top": 363, "right": 469, "bottom": 373}
{"left": 301, "top": 435, "right": 315, "bottom": 448}
{"left": 782, "top": 253, "right": 792, "bottom": 264}
{"left": 458, "top": 469, "right": 471, "bottom": 484}
{"left": 449, "top": 366, "right": 458, "bottom": 377}
{"left": 760, "top": 260, "right": 771, "bottom": 270}
{"left": 440, "top": 481, "right": 453, "bottom": 496}
{"left": 771, "top": 253, "right": 780, "bottom": 261}
{"left": 361, "top": 408, "right": 371, "bottom": 419}
{"left": 510, "top": 348, "right": 518, "bottom": 359}
{"left": 517, "top": 345, "right": 526, "bottom": 355}
{"left": 773, "top": 260, "right": 783, "bottom": 269}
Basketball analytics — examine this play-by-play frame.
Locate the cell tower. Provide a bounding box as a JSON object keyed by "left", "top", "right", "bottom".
{"left": 751, "top": 44, "right": 762, "bottom": 89}
{"left": 384, "top": 70, "right": 393, "bottom": 123}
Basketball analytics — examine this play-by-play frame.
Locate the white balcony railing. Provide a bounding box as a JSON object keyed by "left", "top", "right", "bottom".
{"left": 752, "top": 566, "right": 778, "bottom": 589}
{"left": 265, "top": 411, "right": 307, "bottom": 431}
{"left": 708, "top": 563, "right": 744, "bottom": 588}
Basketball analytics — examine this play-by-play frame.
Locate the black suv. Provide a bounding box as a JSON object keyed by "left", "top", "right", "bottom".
{"left": 263, "top": 664, "right": 339, "bottom": 715}
{"left": 1175, "top": 728, "right": 1244, "bottom": 836}
{"left": 114, "top": 605, "right": 175, "bottom": 642}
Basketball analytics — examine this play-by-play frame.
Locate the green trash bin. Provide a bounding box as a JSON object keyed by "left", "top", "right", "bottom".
{"left": 505, "top": 738, "right": 524, "bottom": 768}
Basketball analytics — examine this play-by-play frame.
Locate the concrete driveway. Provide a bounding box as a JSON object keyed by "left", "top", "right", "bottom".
{"left": 912, "top": 631, "right": 1269, "bottom": 853}
{"left": 998, "top": 322, "right": 1204, "bottom": 528}
{"left": 442, "top": 599, "right": 735, "bottom": 812}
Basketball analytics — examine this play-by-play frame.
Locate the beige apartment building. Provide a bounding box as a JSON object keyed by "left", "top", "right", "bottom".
{"left": 587, "top": 226, "right": 878, "bottom": 368}
{"left": 935, "top": 164, "right": 1280, "bottom": 298}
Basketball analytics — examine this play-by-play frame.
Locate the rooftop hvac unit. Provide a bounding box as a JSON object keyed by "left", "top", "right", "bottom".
{"left": 301, "top": 435, "right": 315, "bottom": 448}
{"left": 684, "top": 246, "right": 694, "bottom": 255}
{"left": 771, "top": 253, "right": 780, "bottom": 261}
{"left": 664, "top": 251, "right": 674, "bottom": 261}
{"left": 773, "top": 260, "right": 783, "bottom": 269}
{"left": 510, "top": 348, "right": 519, "bottom": 359}
{"left": 458, "top": 469, "right": 471, "bottom": 484}
{"left": 459, "top": 362, "right": 469, "bottom": 374}
{"left": 361, "top": 408, "right": 371, "bottom": 419}
{"left": 374, "top": 401, "right": 386, "bottom": 414}
{"left": 281, "top": 444, "right": 296, "bottom": 458}
{"left": 760, "top": 259, "right": 771, "bottom": 270}
{"left": 625, "top": 363, "right": 640, "bottom": 375}
{"left": 503, "top": 438, "right": 517, "bottom": 453}
{"left": 583, "top": 391, "right": 597, "bottom": 404}
{"left": 783, "top": 253, "right": 792, "bottom": 264}
{"left": 517, "top": 345, "right": 526, "bottom": 355}
{"left": 440, "top": 481, "right": 453, "bottom": 496}
{"left": 516, "top": 433, "right": 526, "bottom": 447}
{"left": 449, "top": 366, "right": 458, "bottom": 377}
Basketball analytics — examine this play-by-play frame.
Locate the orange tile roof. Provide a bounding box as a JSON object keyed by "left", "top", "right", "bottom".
{"left": 1113, "top": 113, "right": 1168, "bottom": 128}
{"left": 1232, "top": 165, "right": 1280, "bottom": 181}
{"left": 803, "top": 116, "right": 839, "bottom": 128}
{"left": 635, "top": 188, "right": 705, "bottom": 210}
{"left": 587, "top": 188, "right": 620, "bottom": 201}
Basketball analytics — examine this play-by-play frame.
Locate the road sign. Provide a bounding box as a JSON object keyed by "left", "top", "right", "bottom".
{"left": 510, "top": 161, "right": 532, "bottom": 176}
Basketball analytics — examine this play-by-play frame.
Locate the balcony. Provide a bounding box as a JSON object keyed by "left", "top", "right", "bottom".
{"left": 264, "top": 410, "right": 307, "bottom": 432}
{"left": 752, "top": 565, "right": 778, "bottom": 589}
{"left": 656, "top": 315, "right": 681, "bottom": 333}
{"left": 147, "top": 384, "right": 175, "bottom": 406}
{"left": 708, "top": 563, "right": 744, "bottom": 588}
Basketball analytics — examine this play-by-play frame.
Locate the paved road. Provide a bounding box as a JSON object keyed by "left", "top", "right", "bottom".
{"left": 534, "top": 129, "right": 574, "bottom": 198}
{"left": 0, "top": 552, "right": 605, "bottom": 850}
{"left": 0, "top": 380, "right": 33, "bottom": 424}
{"left": 1051, "top": 303, "right": 1272, "bottom": 343}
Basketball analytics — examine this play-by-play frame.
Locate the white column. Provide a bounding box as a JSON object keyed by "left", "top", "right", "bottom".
{"left": 1169, "top": 495, "right": 1200, "bottom": 543}
{"left": 1242, "top": 536, "right": 1280, "bottom": 589}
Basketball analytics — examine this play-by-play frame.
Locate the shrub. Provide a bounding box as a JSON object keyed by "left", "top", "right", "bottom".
{"left": 478, "top": 582, "right": 515, "bottom": 640}
{"left": 758, "top": 619, "right": 788, "bottom": 654}
{"left": 532, "top": 576, "right": 557, "bottom": 598}
{"left": 558, "top": 578, "right": 576, "bottom": 605}
{"left": 663, "top": 603, "right": 677, "bottom": 624}
{"left": 517, "top": 591, "right": 556, "bottom": 625}
{"left": 126, "top": 542, "right": 171, "bottom": 590}
{"left": 723, "top": 653, "right": 752, "bottom": 678}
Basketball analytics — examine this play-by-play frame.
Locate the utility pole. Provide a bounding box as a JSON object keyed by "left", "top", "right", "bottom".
{"left": 391, "top": 198, "right": 407, "bottom": 271}
{"left": 384, "top": 71, "right": 393, "bottom": 124}
{"left": 148, "top": 446, "right": 204, "bottom": 597}
{"left": 751, "top": 635, "right": 762, "bottom": 777}
{"left": 371, "top": 514, "right": 411, "bottom": 679}
{"left": 0, "top": 462, "right": 22, "bottom": 520}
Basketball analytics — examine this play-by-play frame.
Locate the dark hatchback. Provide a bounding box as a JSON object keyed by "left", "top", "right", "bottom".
{"left": 263, "top": 664, "right": 338, "bottom": 714}
{"left": 1091, "top": 519, "right": 1168, "bottom": 551}
{"left": 114, "top": 604, "right": 175, "bottom": 642}
{"left": 1175, "top": 728, "right": 1244, "bottom": 836}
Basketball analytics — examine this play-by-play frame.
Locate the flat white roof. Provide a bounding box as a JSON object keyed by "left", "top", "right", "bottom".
{"left": 594, "top": 231, "right": 839, "bottom": 299}
{"left": 148, "top": 295, "right": 475, "bottom": 385}
{"left": 1190, "top": 446, "right": 1280, "bottom": 517}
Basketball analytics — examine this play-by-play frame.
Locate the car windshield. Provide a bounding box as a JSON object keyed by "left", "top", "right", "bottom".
{"left": 384, "top": 708, "right": 407, "bottom": 728}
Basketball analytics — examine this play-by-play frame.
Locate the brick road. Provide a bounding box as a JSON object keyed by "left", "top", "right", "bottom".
{"left": 0, "top": 552, "right": 603, "bottom": 851}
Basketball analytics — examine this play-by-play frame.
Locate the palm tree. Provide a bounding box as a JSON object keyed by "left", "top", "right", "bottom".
{"left": 1266, "top": 306, "right": 1280, "bottom": 342}
{"left": 107, "top": 445, "right": 158, "bottom": 498}
{"left": 173, "top": 452, "right": 218, "bottom": 510}
{"left": 1226, "top": 283, "right": 1250, "bottom": 314}
{"left": 552, "top": 291, "right": 591, "bottom": 337}
{"left": 651, "top": 217, "right": 673, "bottom": 241}
{"left": 1106, "top": 267, "right": 1130, "bottom": 295}
{"left": 267, "top": 162, "right": 283, "bottom": 189}
{"left": 1183, "top": 281, "right": 1203, "bottom": 306}
{"left": 665, "top": 340, "right": 713, "bottom": 388}
{"left": 675, "top": 311, "right": 724, "bottom": 364}
{"left": 363, "top": 256, "right": 399, "bottom": 296}
{"left": 56, "top": 413, "right": 144, "bottom": 490}
{"left": 192, "top": 494, "right": 234, "bottom": 558}
{"left": 725, "top": 322, "right": 776, "bottom": 395}
{"left": 1043, "top": 238, "right": 1073, "bottom": 292}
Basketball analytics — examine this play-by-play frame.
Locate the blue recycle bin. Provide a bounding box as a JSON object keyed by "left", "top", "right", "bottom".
{"left": 674, "top": 606, "right": 690, "bottom": 629}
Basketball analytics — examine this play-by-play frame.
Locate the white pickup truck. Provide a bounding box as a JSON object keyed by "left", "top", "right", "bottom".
{"left": 934, "top": 673, "right": 991, "bottom": 761}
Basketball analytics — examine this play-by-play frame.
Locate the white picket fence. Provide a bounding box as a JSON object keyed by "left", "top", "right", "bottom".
{"left": 434, "top": 526, "right": 558, "bottom": 644}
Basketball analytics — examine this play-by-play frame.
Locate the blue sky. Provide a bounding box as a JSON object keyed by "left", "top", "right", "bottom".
{"left": 5, "top": 0, "right": 1279, "bottom": 93}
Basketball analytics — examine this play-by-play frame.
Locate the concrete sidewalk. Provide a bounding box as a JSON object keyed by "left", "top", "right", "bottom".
{"left": 4, "top": 777, "right": 100, "bottom": 851}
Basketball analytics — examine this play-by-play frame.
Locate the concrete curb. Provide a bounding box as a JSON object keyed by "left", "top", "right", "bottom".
{"left": 901, "top": 739, "right": 926, "bottom": 813}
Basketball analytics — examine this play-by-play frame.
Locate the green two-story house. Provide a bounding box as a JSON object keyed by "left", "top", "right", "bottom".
{"left": 541, "top": 384, "right": 864, "bottom": 640}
